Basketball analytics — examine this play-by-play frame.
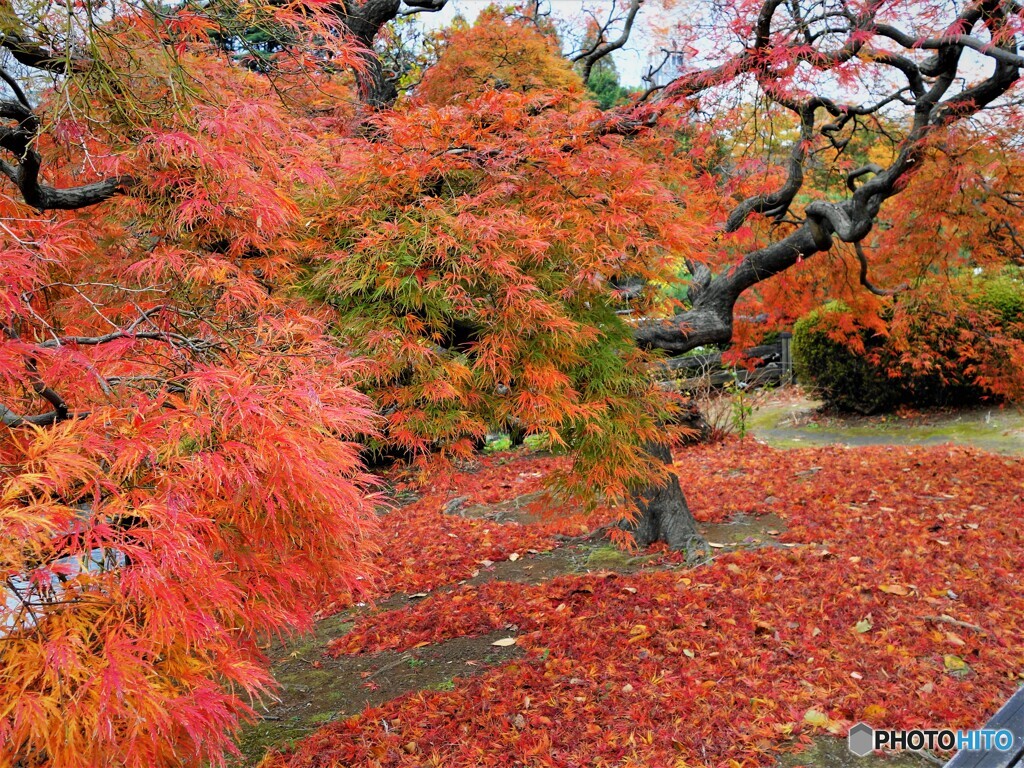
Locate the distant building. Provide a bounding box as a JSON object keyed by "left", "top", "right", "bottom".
{"left": 647, "top": 44, "right": 685, "bottom": 88}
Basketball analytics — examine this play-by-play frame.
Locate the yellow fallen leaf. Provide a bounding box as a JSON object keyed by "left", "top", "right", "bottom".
{"left": 944, "top": 654, "right": 969, "bottom": 672}
{"left": 879, "top": 584, "right": 910, "bottom": 596}
{"left": 492, "top": 637, "right": 517, "bottom": 647}
{"left": 803, "top": 709, "right": 829, "bottom": 728}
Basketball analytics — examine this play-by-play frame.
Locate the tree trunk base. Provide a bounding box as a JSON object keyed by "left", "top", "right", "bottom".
{"left": 623, "top": 442, "right": 708, "bottom": 560}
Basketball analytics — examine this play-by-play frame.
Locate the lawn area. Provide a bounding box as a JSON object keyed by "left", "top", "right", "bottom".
{"left": 747, "top": 394, "right": 1024, "bottom": 456}
{"left": 247, "top": 439, "right": 1024, "bottom": 768}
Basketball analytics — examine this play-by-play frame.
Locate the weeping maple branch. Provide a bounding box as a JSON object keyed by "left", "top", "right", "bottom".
{"left": 0, "top": 31, "right": 87, "bottom": 74}
{"left": 633, "top": 0, "right": 1023, "bottom": 354}
{"left": 1, "top": 66, "right": 132, "bottom": 210}
{"left": 0, "top": 309, "right": 218, "bottom": 428}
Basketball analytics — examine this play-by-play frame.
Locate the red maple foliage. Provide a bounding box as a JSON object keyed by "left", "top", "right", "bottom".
{"left": 0, "top": 7, "right": 380, "bottom": 766}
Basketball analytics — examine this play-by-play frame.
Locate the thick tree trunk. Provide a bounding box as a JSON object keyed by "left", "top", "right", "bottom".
{"left": 624, "top": 442, "right": 706, "bottom": 555}
{"left": 330, "top": 0, "right": 401, "bottom": 108}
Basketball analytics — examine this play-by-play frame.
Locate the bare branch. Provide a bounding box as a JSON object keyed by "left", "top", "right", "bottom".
{"left": 872, "top": 24, "right": 1024, "bottom": 69}
{"left": 571, "top": 0, "right": 644, "bottom": 85}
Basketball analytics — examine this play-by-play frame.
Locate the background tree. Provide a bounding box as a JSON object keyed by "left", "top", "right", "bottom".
{"left": 413, "top": 7, "right": 580, "bottom": 104}
{"left": 586, "top": 57, "right": 633, "bottom": 108}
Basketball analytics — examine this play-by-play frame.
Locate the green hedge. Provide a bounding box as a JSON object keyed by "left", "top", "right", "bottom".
{"left": 792, "top": 302, "right": 898, "bottom": 414}
{"left": 792, "top": 269, "right": 1024, "bottom": 413}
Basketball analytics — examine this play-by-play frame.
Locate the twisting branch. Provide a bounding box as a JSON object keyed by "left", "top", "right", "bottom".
{"left": 725, "top": 98, "right": 825, "bottom": 232}
{"left": 636, "top": 50, "right": 675, "bottom": 103}
{"left": 570, "top": 0, "right": 644, "bottom": 85}
{"left": 855, "top": 242, "right": 909, "bottom": 297}
{"left": 1, "top": 74, "right": 132, "bottom": 210}
{"left": 632, "top": 0, "right": 1022, "bottom": 354}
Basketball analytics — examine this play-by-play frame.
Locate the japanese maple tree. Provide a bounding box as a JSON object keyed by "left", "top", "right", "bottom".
{"left": 2, "top": 0, "right": 1024, "bottom": 761}
{"left": 0, "top": 4, "right": 379, "bottom": 766}
{"left": 328, "top": 0, "right": 1023, "bottom": 544}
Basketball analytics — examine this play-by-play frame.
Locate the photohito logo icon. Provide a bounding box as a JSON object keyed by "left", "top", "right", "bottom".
{"left": 848, "top": 723, "right": 874, "bottom": 757}
{"left": 847, "top": 723, "right": 1015, "bottom": 757}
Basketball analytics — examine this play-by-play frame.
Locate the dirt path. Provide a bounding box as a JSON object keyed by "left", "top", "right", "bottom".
{"left": 235, "top": 503, "right": 800, "bottom": 765}
{"left": 237, "top": 626, "right": 525, "bottom": 764}
{"left": 235, "top": 546, "right": 578, "bottom": 764}
{"left": 748, "top": 393, "right": 1024, "bottom": 455}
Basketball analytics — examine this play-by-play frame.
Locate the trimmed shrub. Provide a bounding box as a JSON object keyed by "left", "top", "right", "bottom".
{"left": 792, "top": 302, "right": 898, "bottom": 414}
{"left": 793, "top": 269, "right": 1024, "bottom": 412}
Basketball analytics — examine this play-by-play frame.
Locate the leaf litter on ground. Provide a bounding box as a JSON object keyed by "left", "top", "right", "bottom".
{"left": 265, "top": 439, "right": 1024, "bottom": 768}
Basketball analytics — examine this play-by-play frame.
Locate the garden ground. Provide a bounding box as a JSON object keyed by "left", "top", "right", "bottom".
{"left": 239, "top": 396, "right": 1024, "bottom": 768}
{"left": 748, "top": 393, "right": 1024, "bottom": 455}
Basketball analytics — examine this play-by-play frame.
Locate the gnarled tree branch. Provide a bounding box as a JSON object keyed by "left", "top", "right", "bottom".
{"left": 633, "top": 0, "right": 1022, "bottom": 355}
{"left": 570, "top": 0, "right": 644, "bottom": 85}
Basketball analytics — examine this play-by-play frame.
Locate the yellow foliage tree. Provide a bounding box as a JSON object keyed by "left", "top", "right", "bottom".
{"left": 416, "top": 8, "right": 583, "bottom": 106}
